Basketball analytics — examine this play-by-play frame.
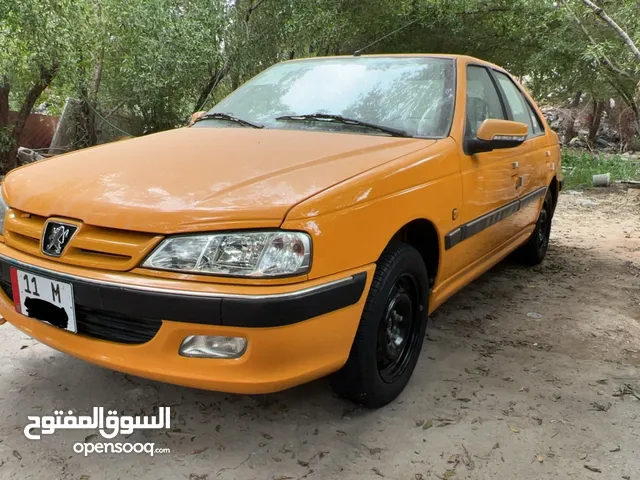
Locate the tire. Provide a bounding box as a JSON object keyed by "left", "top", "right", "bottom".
{"left": 329, "top": 243, "right": 429, "bottom": 408}
{"left": 517, "top": 189, "right": 554, "bottom": 266}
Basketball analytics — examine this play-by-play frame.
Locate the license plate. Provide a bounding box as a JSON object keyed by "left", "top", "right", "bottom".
{"left": 10, "top": 268, "right": 77, "bottom": 333}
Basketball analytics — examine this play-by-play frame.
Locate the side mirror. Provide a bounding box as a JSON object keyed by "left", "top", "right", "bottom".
{"left": 188, "top": 111, "right": 206, "bottom": 126}
{"left": 465, "top": 119, "right": 528, "bottom": 155}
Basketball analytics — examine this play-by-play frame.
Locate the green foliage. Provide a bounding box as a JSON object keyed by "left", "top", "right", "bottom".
{"left": 0, "top": 127, "right": 14, "bottom": 156}
{"left": 0, "top": 0, "right": 639, "bottom": 157}
{"left": 562, "top": 150, "right": 640, "bottom": 189}
{"left": 0, "top": 0, "right": 90, "bottom": 109}
{"left": 94, "top": 0, "right": 227, "bottom": 131}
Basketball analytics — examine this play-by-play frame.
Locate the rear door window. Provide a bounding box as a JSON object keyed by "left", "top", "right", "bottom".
{"left": 494, "top": 71, "right": 543, "bottom": 137}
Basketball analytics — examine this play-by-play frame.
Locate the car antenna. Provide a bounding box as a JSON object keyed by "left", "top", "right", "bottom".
{"left": 353, "top": 18, "right": 421, "bottom": 56}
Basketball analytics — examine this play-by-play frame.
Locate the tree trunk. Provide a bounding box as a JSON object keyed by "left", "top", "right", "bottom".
{"left": 563, "top": 91, "right": 582, "bottom": 143}
{"left": 244, "top": 0, "right": 267, "bottom": 23}
{"left": 85, "top": 56, "right": 103, "bottom": 147}
{"left": 85, "top": 4, "right": 104, "bottom": 147}
{"left": 0, "top": 62, "right": 59, "bottom": 174}
{"left": 231, "top": 73, "right": 240, "bottom": 91}
{"left": 0, "top": 77, "right": 10, "bottom": 159}
{"left": 564, "top": 119, "right": 577, "bottom": 144}
{"left": 587, "top": 99, "right": 605, "bottom": 144}
{"left": 77, "top": 85, "right": 92, "bottom": 149}
{"left": 193, "top": 67, "right": 227, "bottom": 113}
{"left": 0, "top": 77, "right": 9, "bottom": 130}
{"left": 0, "top": 76, "right": 10, "bottom": 167}
{"left": 619, "top": 107, "right": 638, "bottom": 152}
{"left": 569, "top": 91, "right": 582, "bottom": 108}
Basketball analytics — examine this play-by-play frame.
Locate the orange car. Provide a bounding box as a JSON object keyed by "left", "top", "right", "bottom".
{"left": 0, "top": 55, "right": 561, "bottom": 407}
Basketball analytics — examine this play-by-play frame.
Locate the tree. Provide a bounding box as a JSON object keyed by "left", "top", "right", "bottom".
{"left": 2, "top": 0, "right": 640, "bottom": 174}
{"left": 0, "top": 0, "right": 90, "bottom": 173}
{"left": 76, "top": 0, "right": 228, "bottom": 137}
{"left": 562, "top": 0, "right": 640, "bottom": 143}
{"left": 580, "top": 0, "right": 640, "bottom": 64}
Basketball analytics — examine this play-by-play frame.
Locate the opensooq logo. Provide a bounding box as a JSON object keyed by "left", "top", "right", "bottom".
{"left": 23, "top": 407, "right": 171, "bottom": 440}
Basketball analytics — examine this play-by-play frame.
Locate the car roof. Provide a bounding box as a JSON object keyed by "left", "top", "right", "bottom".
{"left": 284, "top": 54, "right": 506, "bottom": 72}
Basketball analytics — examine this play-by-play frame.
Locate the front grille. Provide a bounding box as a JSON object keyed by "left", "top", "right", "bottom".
{"left": 3, "top": 209, "right": 162, "bottom": 271}
{"left": 0, "top": 280, "right": 161, "bottom": 345}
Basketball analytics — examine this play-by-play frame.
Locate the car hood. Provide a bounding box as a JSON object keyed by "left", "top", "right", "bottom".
{"left": 3, "top": 128, "right": 434, "bottom": 234}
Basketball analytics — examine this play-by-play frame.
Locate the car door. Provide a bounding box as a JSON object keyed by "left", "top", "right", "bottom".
{"left": 492, "top": 70, "right": 550, "bottom": 231}
{"left": 447, "top": 64, "right": 526, "bottom": 274}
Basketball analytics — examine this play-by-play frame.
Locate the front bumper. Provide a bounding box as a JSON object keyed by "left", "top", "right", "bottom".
{"left": 0, "top": 248, "right": 373, "bottom": 393}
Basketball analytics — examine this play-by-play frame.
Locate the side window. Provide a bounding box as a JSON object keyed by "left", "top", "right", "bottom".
{"left": 494, "top": 71, "right": 543, "bottom": 137}
{"left": 466, "top": 66, "right": 505, "bottom": 138}
{"left": 526, "top": 102, "right": 545, "bottom": 135}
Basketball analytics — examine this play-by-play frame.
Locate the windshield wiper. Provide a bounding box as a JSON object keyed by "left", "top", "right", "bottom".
{"left": 275, "top": 113, "right": 410, "bottom": 138}
{"left": 194, "top": 112, "right": 264, "bottom": 129}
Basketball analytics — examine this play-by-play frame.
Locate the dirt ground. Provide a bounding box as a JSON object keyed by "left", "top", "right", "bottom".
{"left": 0, "top": 188, "right": 639, "bottom": 480}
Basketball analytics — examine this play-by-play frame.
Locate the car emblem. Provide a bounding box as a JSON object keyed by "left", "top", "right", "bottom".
{"left": 42, "top": 221, "right": 78, "bottom": 257}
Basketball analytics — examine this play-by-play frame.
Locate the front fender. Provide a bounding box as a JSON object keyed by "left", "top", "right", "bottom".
{"left": 282, "top": 138, "right": 462, "bottom": 280}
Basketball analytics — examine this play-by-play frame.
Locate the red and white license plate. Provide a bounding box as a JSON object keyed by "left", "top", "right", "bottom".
{"left": 10, "top": 268, "right": 77, "bottom": 333}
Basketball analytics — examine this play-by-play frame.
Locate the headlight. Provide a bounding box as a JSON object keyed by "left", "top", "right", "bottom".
{"left": 142, "top": 231, "right": 312, "bottom": 277}
{"left": 0, "top": 194, "right": 7, "bottom": 235}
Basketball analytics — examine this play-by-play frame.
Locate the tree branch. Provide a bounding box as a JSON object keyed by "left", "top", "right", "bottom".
{"left": 192, "top": 63, "right": 229, "bottom": 113}
{"left": 97, "top": 101, "right": 126, "bottom": 128}
{"left": 245, "top": 0, "right": 268, "bottom": 23}
{"left": 608, "top": 79, "right": 636, "bottom": 112}
{"left": 581, "top": 0, "right": 640, "bottom": 63}
{"left": 249, "top": 0, "right": 267, "bottom": 15}
{"left": 1, "top": 61, "right": 59, "bottom": 172}
{"left": 560, "top": 0, "right": 632, "bottom": 79}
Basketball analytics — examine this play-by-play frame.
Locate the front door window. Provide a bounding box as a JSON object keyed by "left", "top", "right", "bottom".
{"left": 465, "top": 66, "right": 505, "bottom": 137}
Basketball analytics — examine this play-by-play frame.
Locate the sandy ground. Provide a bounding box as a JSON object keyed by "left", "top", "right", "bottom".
{"left": 0, "top": 188, "right": 639, "bottom": 480}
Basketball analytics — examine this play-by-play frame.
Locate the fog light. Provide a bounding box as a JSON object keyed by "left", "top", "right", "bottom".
{"left": 179, "top": 335, "right": 247, "bottom": 358}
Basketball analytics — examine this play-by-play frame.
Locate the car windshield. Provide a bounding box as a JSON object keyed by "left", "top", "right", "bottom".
{"left": 201, "top": 57, "right": 456, "bottom": 138}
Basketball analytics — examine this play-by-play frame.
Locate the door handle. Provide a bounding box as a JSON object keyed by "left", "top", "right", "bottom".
{"left": 516, "top": 176, "right": 524, "bottom": 189}
{"left": 512, "top": 161, "right": 519, "bottom": 169}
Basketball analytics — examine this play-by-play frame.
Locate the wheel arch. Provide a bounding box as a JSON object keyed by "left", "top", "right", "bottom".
{"left": 387, "top": 218, "right": 440, "bottom": 288}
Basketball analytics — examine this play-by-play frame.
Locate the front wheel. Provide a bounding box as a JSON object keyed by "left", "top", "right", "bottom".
{"left": 329, "top": 243, "right": 429, "bottom": 408}
{"left": 517, "top": 189, "right": 554, "bottom": 265}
